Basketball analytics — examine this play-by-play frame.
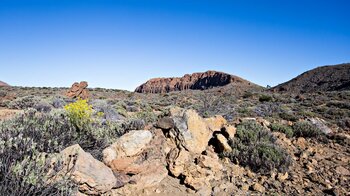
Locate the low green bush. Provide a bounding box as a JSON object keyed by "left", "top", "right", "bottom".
{"left": 222, "top": 120, "right": 291, "bottom": 174}
{"left": 259, "top": 94, "right": 273, "bottom": 102}
{"left": 292, "top": 121, "right": 324, "bottom": 138}
{"left": 270, "top": 123, "right": 294, "bottom": 138}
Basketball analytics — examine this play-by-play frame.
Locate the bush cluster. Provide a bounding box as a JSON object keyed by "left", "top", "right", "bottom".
{"left": 292, "top": 121, "right": 324, "bottom": 138}
{"left": 270, "top": 123, "right": 294, "bottom": 138}
{"left": 0, "top": 111, "right": 76, "bottom": 195}
{"left": 223, "top": 120, "right": 291, "bottom": 174}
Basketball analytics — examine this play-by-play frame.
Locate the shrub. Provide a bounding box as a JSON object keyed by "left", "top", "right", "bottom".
{"left": 222, "top": 120, "right": 291, "bottom": 174}
{"left": 8, "top": 95, "right": 41, "bottom": 109}
{"left": 292, "top": 121, "right": 324, "bottom": 138}
{"left": 34, "top": 101, "right": 52, "bottom": 113}
{"left": 259, "top": 94, "right": 273, "bottom": 102}
{"left": 91, "top": 100, "right": 124, "bottom": 122}
{"left": 64, "top": 99, "right": 93, "bottom": 130}
{"left": 270, "top": 123, "right": 294, "bottom": 138}
{"left": 279, "top": 112, "right": 299, "bottom": 122}
{"left": 0, "top": 119, "right": 76, "bottom": 194}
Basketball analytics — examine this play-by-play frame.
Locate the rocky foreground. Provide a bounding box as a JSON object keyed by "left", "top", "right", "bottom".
{"left": 39, "top": 107, "right": 349, "bottom": 196}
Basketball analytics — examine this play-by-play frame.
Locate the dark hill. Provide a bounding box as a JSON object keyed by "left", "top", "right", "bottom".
{"left": 272, "top": 63, "right": 350, "bottom": 93}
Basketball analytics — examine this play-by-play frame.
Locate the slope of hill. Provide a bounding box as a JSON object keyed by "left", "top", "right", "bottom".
{"left": 135, "top": 70, "right": 259, "bottom": 93}
{"left": 0, "top": 81, "right": 9, "bottom": 87}
{"left": 273, "top": 63, "right": 350, "bottom": 93}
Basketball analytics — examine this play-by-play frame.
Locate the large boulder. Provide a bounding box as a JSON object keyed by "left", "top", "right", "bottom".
{"left": 103, "top": 129, "right": 168, "bottom": 189}
{"left": 66, "top": 81, "right": 89, "bottom": 99}
{"left": 103, "top": 130, "right": 153, "bottom": 163}
{"left": 56, "top": 144, "right": 116, "bottom": 195}
{"left": 169, "top": 108, "right": 212, "bottom": 154}
{"left": 308, "top": 117, "right": 333, "bottom": 135}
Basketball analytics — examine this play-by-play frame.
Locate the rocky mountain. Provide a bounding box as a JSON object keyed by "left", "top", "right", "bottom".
{"left": 272, "top": 63, "right": 350, "bottom": 93}
{"left": 0, "top": 81, "right": 9, "bottom": 87}
{"left": 135, "top": 70, "right": 258, "bottom": 93}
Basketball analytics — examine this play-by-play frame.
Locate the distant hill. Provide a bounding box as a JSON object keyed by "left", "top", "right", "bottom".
{"left": 0, "top": 81, "right": 9, "bottom": 87}
{"left": 135, "top": 70, "right": 260, "bottom": 93}
{"left": 272, "top": 63, "right": 350, "bottom": 93}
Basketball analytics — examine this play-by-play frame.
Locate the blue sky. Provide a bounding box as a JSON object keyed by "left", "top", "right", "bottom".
{"left": 1, "top": 0, "right": 349, "bottom": 90}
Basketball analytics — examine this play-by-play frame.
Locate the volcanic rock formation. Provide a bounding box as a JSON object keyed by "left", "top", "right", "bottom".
{"left": 135, "top": 70, "right": 255, "bottom": 93}
{"left": 272, "top": 63, "right": 350, "bottom": 93}
{"left": 66, "top": 81, "right": 89, "bottom": 99}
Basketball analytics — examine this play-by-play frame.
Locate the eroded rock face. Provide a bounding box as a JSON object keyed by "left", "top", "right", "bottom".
{"left": 135, "top": 70, "right": 253, "bottom": 93}
{"left": 103, "top": 129, "right": 168, "bottom": 190}
{"left": 57, "top": 144, "right": 116, "bottom": 195}
{"left": 66, "top": 81, "right": 89, "bottom": 99}
{"left": 170, "top": 108, "right": 212, "bottom": 154}
{"left": 103, "top": 130, "right": 153, "bottom": 163}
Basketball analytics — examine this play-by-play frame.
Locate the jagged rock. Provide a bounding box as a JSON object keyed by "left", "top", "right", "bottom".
{"left": 170, "top": 109, "right": 212, "bottom": 154}
{"left": 103, "top": 129, "right": 168, "bottom": 189}
{"left": 216, "top": 134, "right": 232, "bottom": 153}
{"left": 277, "top": 172, "right": 289, "bottom": 182}
{"left": 222, "top": 125, "right": 236, "bottom": 139}
{"left": 66, "top": 81, "right": 89, "bottom": 99}
{"left": 335, "top": 166, "right": 350, "bottom": 176}
{"left": 308, "top": 118, "right": 333, "bottom": 135}
{"left": 156, "top": 117, "right": 174, "bottom": 130}
{"left": 205, "top": 115, "right": 227, "bottom": 132}
{"left": 167, "top": 148, "right": 191, "bottom": 177}
{"left": 197, "top": 154, "right": 223, "bottom": 171}
{"left": 103, "top": 130, "right": 153, "bottom": 163}
{"left": 56, "top": 144, "right": 116, "bottom": 195}
{"left": 251, "top": 182, "right": 265, "bottom": 192}
{"left": 135, "top": 70, "right": 256, "bottom": 93}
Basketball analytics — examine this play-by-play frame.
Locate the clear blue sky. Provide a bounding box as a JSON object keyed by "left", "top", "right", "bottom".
{"left": 1, "top": 0, "right": 349, "bottom": 90}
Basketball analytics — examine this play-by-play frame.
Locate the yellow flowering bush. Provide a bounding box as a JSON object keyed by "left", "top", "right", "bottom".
{"left": 64, "top": 99, "right": 93, "bottom": 129}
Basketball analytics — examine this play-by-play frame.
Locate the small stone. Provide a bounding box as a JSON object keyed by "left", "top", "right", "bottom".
{"left": 241, "top": 184, "right": 249, "bottom": 191}
{"left": 223, "top": 125, "right": 236, "bottom": 139}
{"left": 251, "top": 182, "right": 265, "bottom": 192}
{"left": 277, "top": 172, "right": 289, "bottom": 182}
{"left": 155, "top": 189, "right": 161, "bottom": 193}
{"left": 156, "top": 117, "right": 174, "bottom": 130}
{"left": 335, "top": 166, "right": 350, "bottom": 176}
{"left": 216, "top": 134, "right": 232, "bottom": 153}
{"left": 247, "top": 170, "right": 255, "bottom": 178}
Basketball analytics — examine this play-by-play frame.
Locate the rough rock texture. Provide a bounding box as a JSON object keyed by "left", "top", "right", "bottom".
{"left": 272, "top": 63, "right": 350, "bottom": 93}
{"left": 57, "top": 144, "right": 116, "bottom": 195}
{"left": 0, "top": 81, "right": 9, "bottom": 87}
{"left": 169, "top": 108, "right": 212, "bottom": 154}
{"left": 103, "top": 129, "right": 168, "bottom": 190}
{"left": 135, "top": 70, "right": 256, "bottom": 93}
{"left": 103, "top": 130, "right": 153, "bottom": 163}
{"left": 66, "top": 81, "right": 89, "bottom": 99}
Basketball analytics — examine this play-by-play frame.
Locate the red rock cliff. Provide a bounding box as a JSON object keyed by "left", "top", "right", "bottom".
{"left": 135, "top": 71, "right": 253, "bottom": 93}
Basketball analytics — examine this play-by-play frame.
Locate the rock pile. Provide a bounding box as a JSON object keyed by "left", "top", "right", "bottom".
{"left": 66, "top": 81, "right": 89, "bottom": 99}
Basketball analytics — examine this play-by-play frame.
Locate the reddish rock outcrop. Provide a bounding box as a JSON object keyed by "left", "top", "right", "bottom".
{"left": 0, "top": 81, "right": 9, "bottom": 87}
{"left": 66, "top": 81, "right": 89, "bottom": 99}
{"left": 135, "top": 71, "right": 254, "bottom": 93}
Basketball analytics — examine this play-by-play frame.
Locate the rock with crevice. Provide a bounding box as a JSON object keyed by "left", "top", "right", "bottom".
{"left": 66, "top": 81, "right": 89, "bottom": 99}
{"left": 55, "top": 144, "right": 116, "bottom": 195}
{"left": 103, "top": 129, "right": 168, "bottom": 190}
